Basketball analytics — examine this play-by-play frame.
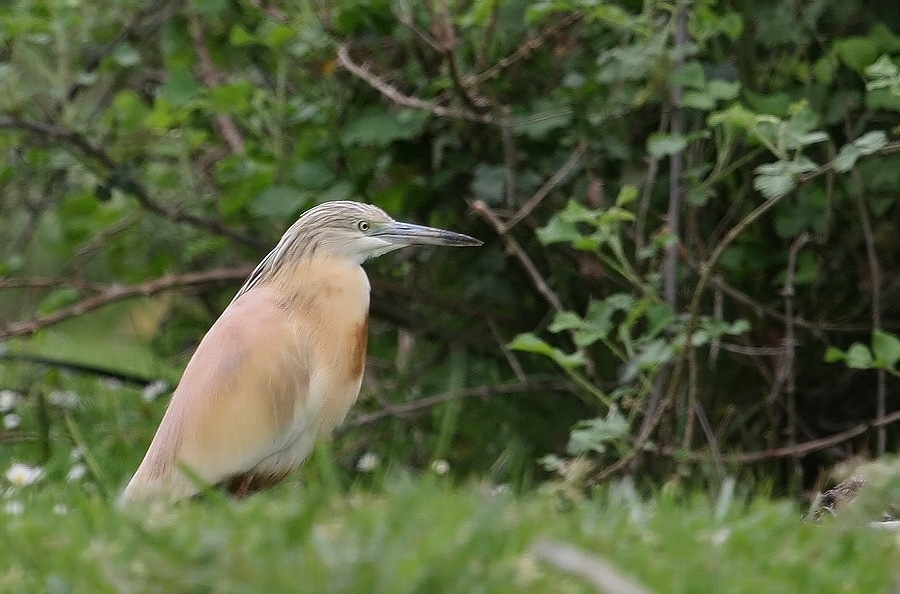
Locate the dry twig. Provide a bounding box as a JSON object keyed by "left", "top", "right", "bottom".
{"left": 0, "top": 267, "right": 253, "bottom": 340}
{"left": 188, "top": 14, "right": 246, "bottom": 155}
{"left": 0, "top": 118, "right": 261, "bottom": 247}
{"left": 532, "top": 539, "right": 653, "bottom": 594}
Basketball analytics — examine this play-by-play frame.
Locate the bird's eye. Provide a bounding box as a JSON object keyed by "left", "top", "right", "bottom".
{"left": 358, "top": 221, "right": 370, "bottom": 232}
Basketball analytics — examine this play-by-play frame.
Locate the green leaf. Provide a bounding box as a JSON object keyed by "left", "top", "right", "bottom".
{"left": 824, "top": 346, "right": 846, "bottom": 363}
{"left": 508, "top": 333, "right": 584, "bottom": 370}
{"left": 318, "top": 180, "right": 355, "bottom": 203}
{"left": 229, "top": 25, "right": 257, "bottom": 46}
{"left": 291, "top": 161, "right": 336, "bottom": 191}
{"left": 865, "top": 54, "right": 899, "bottom": 86}
{"left": 207, "top": 82, "right": 253, "bottom": 113}
{"left": 845, "top": 343, "right": 874, "bottom": 369}
{"left": 854, "top": 130, "right": 888, "bottom": 154}
{"left": 753, "top": 171, "right": 794, "bottom": 199}
{"left": 111, "top": 44, "right": 141, "bottom": 67}
{"left": 470, "top": 164, "right": 507, "bottom": 205}
{"left": 669, "top": 61, "right": 705, "bottom": 89}
{"left": 250, "top": 185, "right": 308, "bottom": 222}
{"left": 548, "top": 311, "right": 584, "bottom": 333}
{"left": 647, "top": 133, "right": 687, "bottom": 158}
{"left": 37, "top": 288, "right": 82, "bottom": 315}
{"left": 753, "top": 159, "right": 817, "bottom": 199}
{"left": 680, "top": 90, "right": 715, "bottom": 111}
{"left": 341, "top": 108, "right": 427, "bottom": 147}
{"left": 706, "top": 79, "right": 740, "bottom": 101}
{"left": 792, "top": 131, "right": 829, "bottom": 146}
{"left": 834, "top": 131, "right": 887, "bottom": 172}
{"left": 615, "top": 185, "right": 638, "bottom": 207}
{"left": 261, "top": 23, "right": 295, "bottom": 48}
{"left": 813, "top": 54, "right": 837, "bottom": 85}
{"left": 834, "top": 144, "right": 861, "bottom": 173}
{"left": 193, "top": 0, "right": 228, "bottom": 16}
{"left": 872, "top": 330, "right": 900, "bottom": 369}
{"left": 537, "top": 214, "right": 582, "bottom": 246}
{"left": 158, "top": 66, "right": 202, "bottom": 107}
{"left": 508, "top": 333, "right": 553, "bottom": 356}
{"left": 567, "top": 413, "right": 629, "bottom": 455}
{"left": 708, "top": 104, "right": 757, "bottom": 130}
{"left": 835, "top": 37, "right": 879, "bottom": 74}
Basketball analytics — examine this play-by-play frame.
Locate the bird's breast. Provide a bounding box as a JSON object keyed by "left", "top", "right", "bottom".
{"left": 277, "top": 258, "right": 370, "bottom": 436}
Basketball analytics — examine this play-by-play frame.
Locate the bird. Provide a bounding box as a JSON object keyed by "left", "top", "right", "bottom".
{"left": 120, "top": 200, "right": 481, "bottom": 502}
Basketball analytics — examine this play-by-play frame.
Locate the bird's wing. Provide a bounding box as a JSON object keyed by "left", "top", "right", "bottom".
{"left": 122, "top": 286, "right": 316, "bottom": 501}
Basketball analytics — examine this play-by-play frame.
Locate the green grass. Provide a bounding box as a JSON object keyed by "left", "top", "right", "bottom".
{"left": 2, "top": 475, "right": 899, "bottom": 593}
{"left": 1, "top": 363, "right": 899, "bottom": 593}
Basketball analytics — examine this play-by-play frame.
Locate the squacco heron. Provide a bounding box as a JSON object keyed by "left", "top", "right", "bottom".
{"left": 121, "top": 201, "right": 480, "bottom": 502}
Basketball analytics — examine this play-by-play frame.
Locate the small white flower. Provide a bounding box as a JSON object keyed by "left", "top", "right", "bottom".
{"left": 47, "top": 389, "right": 79, "bottom": 409}
{"left": 431, "top": 459, "right": 450, "bottom": 476}
{"left": 4, "top": 500, "right": 24, "bottom": 515}
{"left": 3, "top": 413, "right": 21, "bottom": 429}
{"left": 0, "top": 390, "right": 20, "bottom": 413}
{"left": 491, "top": 483, "right": 510, "bottom": 497}
{"left": 70, "top": 447, "right": 83, "bottom": 461}
{"left": 66, "top": 463, "right": 87, "bottom": 482}
{"left": 356, "top": 452, "right": 380, "bottom": 473}
{"left": 5, "top": 462, "right": 44, "bottom": 486}
{"left": 102, "top": 378, "right": 123, "bottom": 391}
{"left": 53, "top": 504, "right": 68, "bottom": 515}
{"left": 710, "top": 528, "right": 731, "bottom": 546}
{"left": 141, "top": 380, "right": 168, "bottom": 403}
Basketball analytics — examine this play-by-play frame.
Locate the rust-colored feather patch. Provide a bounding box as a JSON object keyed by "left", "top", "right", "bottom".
{"left": 349, "top": 317, "right": 368, "bottom": 379}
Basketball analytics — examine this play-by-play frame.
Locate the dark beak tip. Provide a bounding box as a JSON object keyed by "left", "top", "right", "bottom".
{"left": 450, "top": 233, "right": 483, "bottom": 247}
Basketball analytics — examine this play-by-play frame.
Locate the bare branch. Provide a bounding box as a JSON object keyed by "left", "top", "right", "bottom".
{"left": 336, "top": 45, "right": 492, "bottom": 123}
{"left": 0, "top": 267, "right": 253, "bottom": 340}
{"left": 506, "top": 142, "right": 586, "bottom": 231}
{"left": 475, "top": 12, "right": 583, "bottom": 84}
{"left": 471, "top": 199, "right": 596, "bottom": 378}
{"left": 66, "top": 0, "right": 181, "bottom": 99}
{"left": 0, "top": 118, "right": 261, "bottom": 248}
{"left": 673, "top": 404, "right": 900, "bottom": 463}
{"left": 471, "top": 199, "right": 564, "bottom": 312}
{"left": 188, "top": 14, "right": 246, "bottom": 155}
{"left": 344, "top": 379, "right": 571, "bottom": 428}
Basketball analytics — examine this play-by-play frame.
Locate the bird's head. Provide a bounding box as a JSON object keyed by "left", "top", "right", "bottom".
{"left": 292, "top": 201, "right": 482, "bottom": 264}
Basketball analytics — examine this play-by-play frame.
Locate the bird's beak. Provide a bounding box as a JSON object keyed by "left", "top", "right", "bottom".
{"left": 370, "top": 221, "right": 483, "bottom": 247}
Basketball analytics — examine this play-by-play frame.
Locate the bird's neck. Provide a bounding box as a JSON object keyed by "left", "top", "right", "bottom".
{"left": 266, "top": 256, "right": 371, "bottom": 311}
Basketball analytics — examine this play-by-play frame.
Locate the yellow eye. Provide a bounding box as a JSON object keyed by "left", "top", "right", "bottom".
{"left": 358, "top": 221, "right": 370, "bottom": 232}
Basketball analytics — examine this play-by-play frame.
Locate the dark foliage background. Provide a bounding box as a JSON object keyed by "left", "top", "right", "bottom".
{"left": 3, "top": 0, "right": 900, "bottom": 497}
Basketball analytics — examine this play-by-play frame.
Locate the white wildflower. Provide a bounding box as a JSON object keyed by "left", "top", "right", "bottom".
{"left": 356, "top": 452, "right": 380, "bottom": 473}
{"left": 102, "top": 377, "right": 123, "bottom": 391}
{"left": 70, "top": 447, "right": 83, "bottom": 461}
{"left": 710, "top": 528, "right": 731, "bottom": 546}
{"left": 53, "top": 504, "right": 69, "bottom": 515}
{"left": 66, "top": 463, "right": 87, "bottom": 482}
{"left": 4, "top": 500, "right": 24, "bottom": 515}
{"left": 0, "top": 390, "right": 20, "bottom": 413}
{"left": 431, "top": 459, "right": 450, "bottom": 476}
{"left": 141, "top": 380, "right": 169, "bottom": 403}
{"left": 3, "top": 413, "right": 21, "bottom": 430}
{"left": 5, "top": 462, "right": 44, "bottom": 486}
{"left": 47, "top": 389, "right": 79, "bottom": 409}
{"left": 491, "top": 483, "right": 510, "bottom": 497}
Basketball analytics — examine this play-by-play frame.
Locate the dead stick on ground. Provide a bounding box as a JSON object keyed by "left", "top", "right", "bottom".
{"left": 532, "top": 539, "right": 654, "bottom": 594}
